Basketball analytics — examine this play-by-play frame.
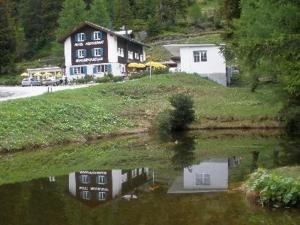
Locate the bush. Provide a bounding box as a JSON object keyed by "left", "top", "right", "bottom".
{"left": 154, "top": 94, "right": 195, "bottom": 135}
{"left": 0, "top": 75, "right": 22, "bottom": 86}
{"left": 76, "top": 75, "right": 94, "bottom": 84}
{"left": 111, "top": 76, "right": 124, "bottom": 82}
{"left": 246, "top": 169, "right": 300, "bottom": 208}
{"left": 128, "top": 72, "right": 148, "bottom": 80}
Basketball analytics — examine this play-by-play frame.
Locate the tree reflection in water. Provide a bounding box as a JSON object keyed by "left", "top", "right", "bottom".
{"left": 170, "top": 133, "right": 196, "bottom": 170}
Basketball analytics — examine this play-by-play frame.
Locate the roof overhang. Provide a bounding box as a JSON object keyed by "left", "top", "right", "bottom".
{"left": 164, "top": 44, "right": 226, "bottom": 57}
{"left": 58, "top": 21, "right": 149, "bottom": 47}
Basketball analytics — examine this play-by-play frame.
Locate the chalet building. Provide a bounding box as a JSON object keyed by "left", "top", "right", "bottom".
{"left": 59, "top": 21, "right": 147, "bottom": 79}
{"left": 164, "top": 44, "right": 230, "bottom": 86}
{"left": 69, "top": 168, "right": 149, "bottom": 205}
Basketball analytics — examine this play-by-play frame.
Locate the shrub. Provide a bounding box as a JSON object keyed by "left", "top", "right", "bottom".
{"left": 154, "top": 94, "right": 195, "bottom": 135}
{"left": 128, "top": 72, "right": 148, "bottom": 80}
{"left": 169, "top": 94, "right": 195, "bottom": 131}
{"left": 76, "top": 75, "right": 94, "bottom": 84}
{"left": 111, "top": 76, "right": 123, "bottom": 82}
{"left": 246, "top": 169, "right": 300, "bottom": 208}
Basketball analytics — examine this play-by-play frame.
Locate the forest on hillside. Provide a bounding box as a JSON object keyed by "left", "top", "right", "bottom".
{"left": 0, "top": 0, "right": 223, "bottom": 73}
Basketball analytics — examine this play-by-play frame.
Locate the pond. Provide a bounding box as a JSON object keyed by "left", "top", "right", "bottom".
{"left": 0, "top": 131, "right": 299, "bottom": 225}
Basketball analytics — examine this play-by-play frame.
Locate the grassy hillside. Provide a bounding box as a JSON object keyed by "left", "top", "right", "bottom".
{"left": 0, "top": 74, "right": 281, "bottom": 152}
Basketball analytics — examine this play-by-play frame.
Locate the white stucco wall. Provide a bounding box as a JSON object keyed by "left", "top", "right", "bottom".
{"left": 68, "top": 172, "right": 76, "bottom": 196}
{"left": 180, "top": 46, "right": 227, "bottom": 86}
{"left": 183, "top": 161, "right": 228, "bottom": 190}
{"left": 107, "top": 34, "right": 118, "bottom": 63}
{"left": 64, "top": 37, "right": 72, "bottom": 69}
{"left": 111, "top": 170, "right": 123, "bottom": 198}
{"left": 180, "top": 46, "right": 226, "bottom": 74}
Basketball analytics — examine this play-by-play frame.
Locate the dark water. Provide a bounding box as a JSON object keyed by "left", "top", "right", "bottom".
{"left": 0, "top": 132, "right": 299, "bottom": 225}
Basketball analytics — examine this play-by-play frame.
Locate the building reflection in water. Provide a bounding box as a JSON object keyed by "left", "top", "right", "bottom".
{"left": 168, "top": 157, "right": 241, "bottom": 194}
{"left": 69, "top": 168, "right": 149, "bottom": 204}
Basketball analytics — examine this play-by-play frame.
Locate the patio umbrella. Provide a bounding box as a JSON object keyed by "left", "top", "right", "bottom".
{"left": 145, "top": 61, "right": 167, "bottom": 69}
{"left": 20, "top": 72, "right": 29, "bottom": 77}
{"left": 44, "top": 72, "right": 53, "bottom": 77}
{"left": 33, "top": 72, "right": 43, "bottom": 78}
{"left": 128, "top": 63, "right": 146, "bottom": 68}
{"left": 145, "top": 61, "right": 167, "bottom": 79}
{"left": 56, "top": 72, "right": 63, "bottom": 77}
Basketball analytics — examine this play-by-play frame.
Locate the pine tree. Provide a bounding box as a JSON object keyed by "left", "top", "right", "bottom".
{"left": 114, "top": 0, "right": 133, "bottom": 29}
{"left": 0, "top": 0, "right": 16, "bottom": 74}
{"left": 89, "top": 0, "right": 110, "bottom": 27}
{"left": 56, "top": 0, "right": 87, "bottom": 39}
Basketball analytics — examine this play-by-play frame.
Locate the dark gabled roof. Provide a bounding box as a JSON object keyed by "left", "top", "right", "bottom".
{"left": 58, "top": 21, "right": 149, "bottom": 47}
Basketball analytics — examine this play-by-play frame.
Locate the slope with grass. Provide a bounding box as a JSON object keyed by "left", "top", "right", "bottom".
{"left": 0, "top": 74, "right": 282, "bottom": 152}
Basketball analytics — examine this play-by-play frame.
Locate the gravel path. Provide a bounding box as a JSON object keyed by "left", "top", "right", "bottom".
{"left": 0, "top": 84, "right": 94, "bottom": 102}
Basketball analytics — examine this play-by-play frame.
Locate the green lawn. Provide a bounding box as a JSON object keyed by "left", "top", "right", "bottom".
{"left": 0, "top": 74, "right": 282, "bottom": 152}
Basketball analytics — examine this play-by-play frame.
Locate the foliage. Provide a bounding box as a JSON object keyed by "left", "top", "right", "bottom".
{"left": 154, "top": 93, "right": 195, "bottom": 135}
{"left": 56, "top": 0, "right": 87, "bottom": 39}
{"left": 0, "top": 0, "right": 16, "bottom": 74}
{"left": 228, "top": 0, "right": 300, "bottom": 133}
{"left": 246, "top": 168, "right": 300, "bottom": 208}
{"left": 0, "top": 74, "right": 282, "bottom": 151}
{"left": 89, "top": 0, "right": 110, "bottom": 27}
{"left": 0, "top": 75, "right": 22, "bottom": 86}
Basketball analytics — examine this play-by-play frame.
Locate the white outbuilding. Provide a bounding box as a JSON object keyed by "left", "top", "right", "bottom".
{"left": 164, "top": 44, "right": 230, "bottom": 86}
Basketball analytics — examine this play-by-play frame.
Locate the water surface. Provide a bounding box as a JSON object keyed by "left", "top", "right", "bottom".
{"left": 0, "top": 131, "right": 299, "bottom": 225}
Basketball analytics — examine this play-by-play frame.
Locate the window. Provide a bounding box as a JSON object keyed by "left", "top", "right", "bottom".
{"left": 140, "top": 54, "right": 144, "bottom": 62}
{"left": 200, "top": 50, "right": 207, "bottom": 62}
{"left": 76, "top": 49, "right": 86, "bottom": 58}
{"left": 193, "top": 51, "right": 200, "bottom": 62}
{"left": 76, "top": 33, "right": 86, "bottom": 42}
{"left": 93, "top": 31, "right": 102, "bottom": 40}
{"left": 195, "top": 173, "right": 210, "bottom": 185}
{"left": 131, "top": 169, "right": 137, "bottom": 178}
{"left": 135, "top": 53, "right": 140, "bottom": 60}
{"left": 128, "top": 51, "right": 133, "bottom": 60}
{"left": 93, "top": 48, "right": 103, "bottom": 57}
{"left": 138, "top": 168, "right": 143, "bottom": 175}
{"left": 81, "top": 191, "right": 91, "bottom": 200}
{"left": 95, "top": 65, "right": 109, "bottom": 73}
{"left": 80, "top": 175, "right": 91, "bottom": 184}
{"left": 96, "top": 175, "right": 107, "bottom": 184}
{"left": 122, "top": 173, "right": 128, "bottom": 183}
{"left": 97, "top": 192, "right": 107, "bottom": 201}
{"left": 73, "top": 66, "right": 86, "bottom": 75}
{"left": 193, "top": 50, "right": 207, "bottom": 62}
{"left": 118, "top": 47, "right": 124, "bottom": 57}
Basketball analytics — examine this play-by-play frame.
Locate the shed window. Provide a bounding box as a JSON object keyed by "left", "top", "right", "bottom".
{"left": 76, "top": 33, "right": 86, "bottom": 42}
{"left": 97, "top": 192, "right": 107, "bottom": 201}
{"left": 96, "top": 175, "right": 107, "bottom": 184}
{"left": 81, "top": 191, "right": 91, "bottom": 200}
{"left": 200, "top": 50, "right": 207, "bottom": 62}
{"left": 118, "top": 48, "right": 124, "bottom": 57}
{"left": 195, "top": 173, "right": 210, "bottom": 185}
{"left": 76, "top": 49, "right": 86, "bottom": 58}
{"left": 80, "top": 175, "right": 91, "bottom": 184}
{"left": 193, "top": 51, "right": 200, "bottom": 62}
{"left": 93, "top": 31, "right": 102, "bottom": 40}
{"left": 93, "top": 48, "right": 103, "bottom": 57}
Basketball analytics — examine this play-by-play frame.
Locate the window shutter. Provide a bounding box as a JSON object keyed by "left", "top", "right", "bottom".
{"left": 84, "top": 49, "right": 87, "bottom": 58}
{"left": 91, "top": 32, "right": 94, "bottom": 41}
{"left": 107, "top": 64, "right": 112, "bottom": 73}
{"left": 91, "top": 49, "right": 94, "bottom": 57}
{"left": 75, "top": 34, "right": 78, "bottom": 42}
{"left": 99, "top": 32, "right": 103, "bottom": 40}
{"left": 100, "top": 48, "right": 104, "bottom": 56}
{"left": 84, "top": 66, "right": 87, "bottom": 75}
{"left": 76, "top": 50, "right": 79, "bottom": 59}
{"left": 70, "top": 67, "right": 74, "bottom": 75}
{"left": 83, "top": 33, "right": 86, "bottom": 41}
{"left": 93, "top": 66, "right": 96, "bottom": 74}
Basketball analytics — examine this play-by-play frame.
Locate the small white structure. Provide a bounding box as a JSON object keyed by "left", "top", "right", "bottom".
{"left": 164, "top": 44, "right": 229, "bottom": 86}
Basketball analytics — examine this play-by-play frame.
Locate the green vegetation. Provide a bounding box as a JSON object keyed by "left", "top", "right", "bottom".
{"left": 154, "top": 94, "right": 195, "bottom": 135}
{"left": 246, "top": 168, "right": 300, "bottom": 208}
{"left": 0, "top": 130, "right": 283, "bottom": 185}
{"left": 227, "top": 0, "right": 300, "bottom": 134}
{"left": 0, "top": 74, "right": 282, "bottom": 152}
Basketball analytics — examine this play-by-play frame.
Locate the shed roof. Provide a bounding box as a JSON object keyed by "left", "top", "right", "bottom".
{"left": 164, "top": 44, "right": 225, "bottom": 57}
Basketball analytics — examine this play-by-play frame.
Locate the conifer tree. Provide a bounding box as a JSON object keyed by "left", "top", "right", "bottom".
{"left": 89, "top": 0, "right": 110, "bottom": 27}
{"left": 0, "top": 0, "right": 16, "bottom": 74}
{"left": 114, "top": 0, "right": 133, "bottom": 29}
{"left": 56, "top": 0, "right": 87, "bottom": 39}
